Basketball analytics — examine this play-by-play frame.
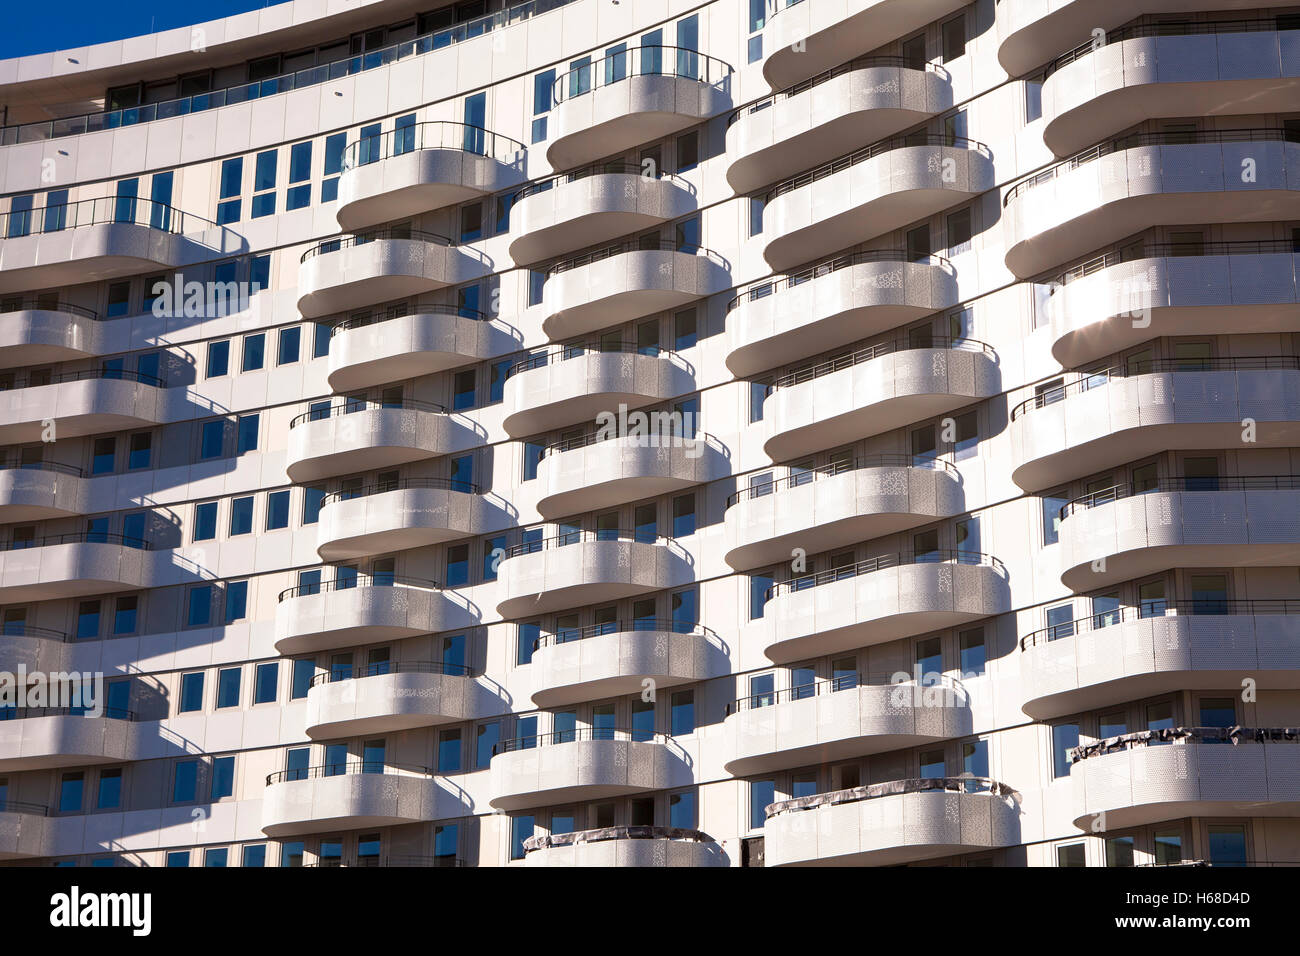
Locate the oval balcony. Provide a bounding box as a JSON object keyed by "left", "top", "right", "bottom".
{"left": 996, "top": 0, "right": 1263, "bottom": 78}
{"left": 723, "top": 675, "right": 973, "bottom": 776}
{"left": 1042, "top": 20, "right": 1300, "bottom": 157}
{"left": 0, "top": 533, "right": 155, "bottom": 603}
{"left": 0, "top": 369, "right": 164, "bottom": 444}
{"left": 296, "top": 229, "right": 480, "bottom": 319}
{"left": 763, "top": 135, "right": 993, "bottom": 270}
{"left": 0, "top": 300, "right": 101, "bottom": 368}
{"left": 1008, "top": 359, "right": 1300, "bottom": 492}
{"left": 261, "top": 763, "right": 448, "bottom": 838}
{"left": 285, "top": 399, "right": 477, "bottom": 483}
{"left": 535, "top": 430, "right": 728, "bottom": 519}
{"left": 495, "top": 530, "right": 693, "bottom": 618}
{"left": 0, "top": 706, "right": 140, "bottom": 772}
{"left": 542, "top": 241, "right": 730, "bottom": 342}
{"left": 315, "top": 478, "right": 489, "bottom": 561}
{"left": 761, "top": 0, "right": 969, "bottom": 89}
{"left": 273, "top": 576, "right": 471, "bottom": 655}
{"left": 764, "top": 778, "right": 1020, "bottom": 867}
{"left": 325, "top": 303, "right": 516, "bottom": 393}
{"left": 335, "top": 122, "right": 526, "bottom": 231}
{"left": 0, "top": 623, "right": 69, "bottom": 673}
{"left": 523, "top": 827, "right": 726, "bottom": 867}
{"left": 1003, "top": 128, "right": 1300, "bottom": 279}
{"left": 488, "top": 729, "right": 685, "bottom": 811}
{"left": 726, "top": 251, "right": 957, "bottom": 378}
{"left": 752, "top": 551, "right": 1011, "bottom": 665}
{"left": 1058, "top": 477, "right": 1300, "bottom": 591}
{"left": 727, "top": 57, "right": 953, "bottom": 194}
{"left": 508, "top": 166, "right": 695, "bottom": 264}
{"left": 759, "top": 338, "right": 1000, "bottom": 463}
{"left": 0, "top": 462, "right": 88, "bottom": 522}
{"left": 500, "top": 344, "right": 695, "bottom": 438}
{"left": 724, "top": 457, "right": 963, "bottom": 571}
{"left": 304, "top": 662, "right": 484, "bottom": 740}
{"left": 1020, "top": 600, "right": 1300, "bottom": 721}
{"left": 0, "top": 197, "right": 223, "bottom": 295}
{"left": 1044, "top": 242, "right": 1300, "bottom": 368}
{"left": 1069, "top": 727, "right": 1300, "bottom": 831}
{"left": 0, "top": 800, "right": 50, "bottom": 860}
{"left": 546, "top": 47, "right": 733, "bottom": 169}
{"left": 530, "top": 620, "right": 726, "bottom": 709}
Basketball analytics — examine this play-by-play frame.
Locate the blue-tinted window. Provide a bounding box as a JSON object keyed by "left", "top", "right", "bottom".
{"left": 75, "top": 601, "right": 100, "bottom": 640}
{"left": 194, "top": 502, "right": 218, "bottom": 541}
{"left": 187, "top": 585, "right": 213, "bottom": 627}
{"left": 531, "top": 69, "right": 555, "bottom": 143}
{"left": 254, "top": 150, "right": 277, "bottom": 192}
{"left": 523, "top": 441, "right": 544, "bottom": 481}
{"left": 313, "top": 322, "right": 331, "bottom": 358}
{"left": 216, "top": 668, "right": 241, "bottom": 708}
{"left": 173, "top": 760, "right": 199, "bottom": 802}
{"left": 280, "top": 842, "right": 304, "bottom": 867}
{"left": 242, "top": 333, "right": 265, "bottom": 371}
{"left": 289, "top": 141, "right": 312, "bottom": 183}
{"left": 453, "top": 370, "right": 476, "bottom": 410}
{"left": 669, "top": 790, "right": 696, "bottom": 828}
{"left": 517, "top": 621, "right": 540, "bottom": 665}
{"left": 211, "top": 756, "right": 235, "bottom": 799}
{"left": 179, "top": 672, "right": 204, "bottom": 712}
{"left": 114, "top": 178, "right": 138, "bottom": 224}
{"left": 206, "top": 340, "right": 230, "bottom": 378}
{"left": 127, "top": 432, "right": 152, "bottom": 470}
{"left": 749, "top": 573, "right": 775, "bottom": 619}
{"left": 58, "top": 772, "right": 84, "bottom": 812}
{"left": 113, "top": 596, "right": 138, "bottom": 635}
{"left": 322, "top": 132, "right": 347, "bottom": 202}
{"left": 291, "top": 659, "right": 314, "bottom": 700}
{"left": 510, "top": 815, "right": 535, "bottom": 860}
{"left": 528, "top": 269, "right": 546, "bottom": 305}
{"left": 43, "top": 189, "right": 68, "bottom": 232}
{"left": 150, "top": 171, "right": 174, "bottom": 230}
{"left": 229, "top": 496, "right": 254, "bottom": 535}
{"left": 97, "top": 769, "right": 122, "bottom": 809}
{"left": 166, "top": 851, "right": 189, "bottom": 867}
{"left": 445, "top": 543, "right": 469, "bottom": 588}
{"left": 219, "top": 158, "right": 242, "bottom": 198}
{"left": 249, "top": 255, "right": 270, "bottom": 291}
{"left": 237, "top": 414, "right": 259, "bottom": 454}
{"left": 1052, "top": 723, "right": 1080, "bottom": 778}
{"left": 750, "top": 780, "right": 775, "bottom": 829}
{"left": 251, "top": 192, "right": 276, "bottom": 218}
{"left": 438, "top": 729, "right": 462, "bottom": 773}
{"left": 5, "top": 194, "right": 33, "bottom": 238}
{"left": 224, "top": 580, "right": 248, "bottom": 623}
{"left": 204, "top": 848, "right": 229, "bottom": 867}
{"left": 302, "top": 486, "right": 326, "bottom": 524}
{"left": 287, "top": 183, "right": 310, "bottom": 210}
{"left": 200, "top": 420, "right": 225, "bottom": 459}
{"left": 265, "top": 490, "right": 290, "bottom": 530}
{"left": 242, "top": 845, "right": 267, "bottom": 867}
{"left": 277, "top": 326, "right": 300, "bottom": 365}
{"left": 671, "top": 690, "right": 695, "bottom": 736}
{"left": 254, "top": 662, "right": 278, "bottom": 704}
{"left": 476, "top": 722, "right": 499, "bottom": 769}
{"left": 482, "top": 534, "right": 505, "bottom": 581}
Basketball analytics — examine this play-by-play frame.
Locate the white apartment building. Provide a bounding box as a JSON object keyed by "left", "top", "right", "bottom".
{"left": 1, "top": 0, "right": 1299, "bottom": 868}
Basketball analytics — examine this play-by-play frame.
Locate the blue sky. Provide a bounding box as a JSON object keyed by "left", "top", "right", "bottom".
{"left": 0, "top": 0, "right": 293, "bottom": 59}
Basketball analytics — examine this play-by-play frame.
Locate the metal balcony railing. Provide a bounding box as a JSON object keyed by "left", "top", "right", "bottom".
{"left": 0, "top": 196, "right": 213, "bottom": 240}
{"left": 493, "top": 727, "right": 672, "bottom": 755}
{"left": 726, "top": 455, "right": 957, "bottom": 508}
{"left": 276, "top": 575, "right": 440, "bottom": 602}
{"left": 550, "top": 46, "right": 732, "bottom": 105}
{"left": 769, "top": 335, "right": 993, "bottom": 391}
{"left": 766, "top": 133, "right": 990, "bottom": 201}
{"left": 1020, "top": 599, "right": 1300, "bottom": 650}
{"left": 765, "top": 550, "right": 1007, "bottom": 601}
{"left": 727, "top": 250, "right": 951, "bottom": 312}
{"left": 309, "top": 660, "right": 473, "bottom": 687}
{"left": 288, "top": 397, "right": 446, "bottom": 429}
{"left": 319, "top": 476, "right": 479, "bottom": 507}
{"left": 300, "top": 228, "right": 456, "bottom": 264}
{"left": 341, "top": 121, "right": 525, "bottom": 171}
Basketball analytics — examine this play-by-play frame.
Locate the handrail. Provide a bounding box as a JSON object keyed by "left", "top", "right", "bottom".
{"left": 727, "top": 250, "right": 951, "bottom": 311}
{"left": 0, "top": 368, "right": 164, "bottom": 391}
{"left": 0, "top": 624, "right": 69, "bottom": 642}
{"left": 725, "top": 455, "right": 958, "bottom": 508}
{"left": 266, "top": 762, "right": 432, "bottom": 785}
{"left": 506, "top": 341, "right": 672, "bottom": 379}
{"left": 1061, "top": 475, "right": 1300, "bottom": 518}
{"left": 0, "top": 800, "right": 49, "bottom": 816}
{"left": 342, "top": 121, "right": 525, "bottom": 171}
{"left": 0, "top": 460, "right": 84, "bottom": 477}
{"left": 493, "top": 727, "right": 672, "bottom": 755}
{"left": 389, "top": 855, "right": 466, "bottom": 867}
{"left": 320, "top": 476, "right": 480, "bottom": 507}
{"left": 524, "top": 826, "right": 716, "bottom": 852}
{"left": 726, "top": 673, "right": 968, "bottom": 716}
{"left": 512, "top": 161, "right": 683, "bottom": 202}
{"left": 288, "top": 397, "right": 447, "bottom": 429}
{"left": 545, "top": 238, "right": 715, "bottom": 277}
{"left": 550, "top": 45, "right": 733, "bottom": 104}
{"left": 1020, "top": 599, "right": 1300, "bottom": 649}
{"left": 1049, "top": 239, "right": 1300, "bottom": 287}
{"left": 766, "top": 777, "right": 1017, "bottom": 819}
{"left": 539, "top": 427, "right": 714, "bottom": 459}
{"left": 0, "top": 0, "right": 582, "bottom": 145}
{"left": 277, "top": 575, "right": 440, "bottom": 602}
{"left": 1010, "top": 355, "right": 1300, "bottom": 420}
{"left": 1045, "top": 16, "right": 1300, "bottom": 79}
{"left": 766, "top": 133, "right": 990, "bottom": 201}
{"left": 728, "top": 55, "right": 948, "bottom": 127}
{"left": 504, "top": 527, "right": 675, "bottom": 558}
{"left": 533, "top": 618, "right": 717, "bottom": 649}
{"left": 1071, "top": 726, "right": 1300, "bottom": 764}
{"left": 766, "top": 550, "right": 1006, "bottom": 601}
{"left": 1005, "top": 127, "right": 1300, "bottom": 205}
{"left": 0, "top": 196, "right": 214, "bottom": 240}
{"left": 330, "top": 301, "right": 488, "bottom": 335}
{"left": 0, "top": 298, "right": 100, "bottom": 320}
{"left": 0, "top": 705, "right": 136, "bottom": 721}
{"left": 300, "top": 228, "right": 456, "bottom": 264}
{"left": 769, "top": 335, "right": 993, "bottom": 391}
{"left": 0, "top": 532, "right": 152, "bottom": 553}
{"left": 309, "top": 660, "right": 473, "bottom": 686}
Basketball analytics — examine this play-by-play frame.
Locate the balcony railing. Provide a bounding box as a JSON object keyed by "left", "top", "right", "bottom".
{"left": 512, "top": 162, "right": 685, "bottom": 203}
{"left": 538, "top": 427, "right": 714, "bottom": 460}
{"left": 769, "top": 335, "right": 993, "bottom": 391}
{"left": 0, "top": 298, "right": 100, "bottom": 320}
{"left": 319, "top": 476, "right": 479, "bottom": 507}
{"left": 728, "top": 55, "right": 949, "bottom": 126}
{"left": 1020, "top": 598, "right": 1300, "bottom": 649}
{"left": 504, "top": 527, "right": 674, "bottom": 558}
{"left": 1061, "top": 475, "right": 1300, "bottom": 518}
{"left": 726, "top": 455, "right": 957, "bottom": 507}
{"left": 766, "top": 550, "right": 1007, "bottom": 601}
{"left": 1005, "top": 127, "right": 1300, "bottom": 206}
{"left": 1070, "top": 726, "right": 1300, "bottom": 764}
{"left": 533, "top": 618, "right": 717, "bottom": 650}
{"left": 0, "top": 706, "right": 136, "bottom": 721}
{"left": 524, "top": 825, "right": 716, "bottom": 852}
{"left": 0, "top": 0, "right": 581, "bottom": 145}
{"left": 766, "top": 776, "right": 1017, "bottom": 819}
{"left": 300, "top": 228, "right": 456, "bottom": 264}
{"left": 0, "top": 460, "right": 84, "bottom": 478}
{"left": 329, "top": 302, "right": 487, "bottom": 336}
{"left": 0, "top": 532, "right": 152, "bottom": 553}
{"left": 0, "top": 368, "right": 165, "bottom": 391}
{"left": 309, "top": 660, "right": 473, "bottom": 687}
{"left": 506, "top": 340, "right": 673, "bottom": 379}
{"left": 0, "top": 623, "right": 68, "bottom": 642}
{"left": 1010, "top": 355, "right": 1300, "bottom": 420}
{"left": 550, "top": 46, "right": 733, "bottom": 105}
{"left": 0, "top": 800, "right": 48, "bottom": 815}
{"left": 276, "top": 575, "right": 441, "bottom": 602}
{"left": 493, "top": 727, "right": 672, "bottom": 755}
{"left": 727, "top": 250, "right": 952, "bottom": 312}
{"left": 544, "top": 238, "right": 719, "bottom": 278}
{"left": 1049, "top": 239, "right": 1300, "bottom": 288}
{"left": 726, "top": 672, "right": 968, "bottom": 715}
{"left": 766, "top": 133, "right": 990, "bottom": 201}
{"left": 266, "top": 762, "right": 432, "bottom": 785}
{"left": 342, "top": 121, "right": 525, "bottom": 171}
{"left": 288, "top": 397, "right": 447, "bottom": 429}
{"left": 0, "top": 196, "right": 214, "bottom": 240}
